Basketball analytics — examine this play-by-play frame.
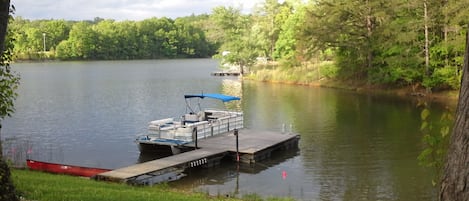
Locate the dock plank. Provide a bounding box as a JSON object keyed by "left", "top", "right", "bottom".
{"left": 97, "top": 148, "right": 226, "bottom": 181}
{"left": 195, "top": 129, "right": 298, "bottom": 154}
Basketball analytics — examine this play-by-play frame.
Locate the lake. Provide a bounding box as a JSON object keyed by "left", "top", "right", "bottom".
{"left": 3, "top": 59, "right": 444, "bottom": 201}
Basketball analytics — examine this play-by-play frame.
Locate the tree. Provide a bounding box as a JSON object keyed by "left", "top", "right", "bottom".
{"left": 56, "top": 22, "right": 97, "bottom": 59}
{"left": 253, "top": 0, "right": 281, "bottom": 59}
{"left": 303, "top": 0, "right": 393, "bottom": 80}
{"left": 0, "top": 0, "right": 19, "bottom": 200}
{"left": 41, "top": 20, "right": 70, "bottom": 52}
{"left": 211, "top": 6, "right": 258, "bottom": 74}
{"left": 426, "top": 0, "right": 469, "bottom": 90}
{"left": 273, "top": 1, "right": 306, "bottom": 67}
{"left": 439, "top": 24, "right": 469, "bottom": 201}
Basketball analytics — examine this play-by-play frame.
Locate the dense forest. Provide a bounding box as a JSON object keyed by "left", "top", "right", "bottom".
{"left": 10, "top": 17, "right": 215, "bottom": 60}
{"left": 9, "top": 0, "right": 469, "bottom": 90}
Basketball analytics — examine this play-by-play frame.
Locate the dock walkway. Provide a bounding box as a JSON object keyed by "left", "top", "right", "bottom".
{"left": 191, "top": 129, "right": 299, "bottom": 163}
{"left": 95, "top": 129, "right": 299, "bottom": 184}
{"left": 210, "top": 71, "right": 241, "bottom": 76}
{"left": 95, "top": 148, "right": 227, "bottom": 184}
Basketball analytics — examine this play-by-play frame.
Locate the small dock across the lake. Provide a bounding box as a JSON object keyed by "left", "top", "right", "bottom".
{"left": 95, "top": 129, "right": 299, "bottom": 185}
{"left": 210, "top": 71, "right": 241, "bottom": 76}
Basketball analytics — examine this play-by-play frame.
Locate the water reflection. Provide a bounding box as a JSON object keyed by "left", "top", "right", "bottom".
{"left": 220, "top": 79, "right": 243, "bottom": 111}
{"left": 170, "top": 147, "right": 300, "bottom": 197}
{"left": 2, "top": 137, "right": 65, "bottom": 167}
{"left": 137, "top": 152, "right": 173, "bottom": 163}
{"left": 238, "top": 81, "right": 439, "bottom": 200}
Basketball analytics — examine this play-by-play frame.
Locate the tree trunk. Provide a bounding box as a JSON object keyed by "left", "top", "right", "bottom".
{"left": 424, "top": 0, "right": 430, "bottom": 77}
{"left": 0, "top": 0, "right": 10, "bottom": 160}
{"left": 0, "top": 0, "right": 8, "bottom": 54}
{"left": 0, "top": 1, "right": 19, "bottom": 201}
{"left": 365, "top": 0, "right": 374, "bottom": 83}
{"left": 439, "top": 25, "right": 469, "bottom": 201}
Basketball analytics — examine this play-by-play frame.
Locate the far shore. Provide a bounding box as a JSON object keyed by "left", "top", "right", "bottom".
{"left": 12, "top": 58, "right": 459, "bottom": 108}
{"left": 243, "top": 75, "right": 459, "bottom": 109}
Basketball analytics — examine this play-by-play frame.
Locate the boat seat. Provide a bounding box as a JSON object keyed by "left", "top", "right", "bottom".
{"left": 149, "top": 118, "right": 174, "bottom": 126}
{"left": 184, "top": 113, "right": 198, "bottom": 121}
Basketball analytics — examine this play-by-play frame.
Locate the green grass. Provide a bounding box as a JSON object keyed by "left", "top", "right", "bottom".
{"left": 12, "top": 169, "right": 295, "bottom": 201}
{"left": 11, "top": 169, "right": 239, "bottom": 201}
{"left": 246, "top": 61, "right": 338, "bottom": 85}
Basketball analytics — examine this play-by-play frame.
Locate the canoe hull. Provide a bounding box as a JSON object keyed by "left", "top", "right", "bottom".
{"left": 26, "top": 159, "right": 111, "bottom": 177}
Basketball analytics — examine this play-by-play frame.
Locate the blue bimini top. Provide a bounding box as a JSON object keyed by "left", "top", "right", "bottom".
{"left": 184, "top": 93, "right": 241, "bottom": 102}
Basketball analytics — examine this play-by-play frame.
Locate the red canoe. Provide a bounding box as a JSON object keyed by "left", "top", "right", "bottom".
{"left": 26, "top": 159, "right": 111, "bottom": 178}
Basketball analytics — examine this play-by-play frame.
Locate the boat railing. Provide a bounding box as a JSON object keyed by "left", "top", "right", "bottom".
{"left": 143, "top": 110, "right": 243, "bottom": 143}
{"left": 192, "top": 112, "right": 243, "bottom": 140}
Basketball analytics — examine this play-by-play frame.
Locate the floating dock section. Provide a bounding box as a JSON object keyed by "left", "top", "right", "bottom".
{"left": 95, "top": 129, "right": 299, "bottom": 185}
{"left": 210, "top": 71, "right": 241, "bottom": 76}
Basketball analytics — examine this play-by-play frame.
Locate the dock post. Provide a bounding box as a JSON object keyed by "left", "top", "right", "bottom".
{"left": 234, "top": 129, "right": 239, "bottom": 162}
{"left": 193, "top": 128, "right": 198, "bottom": 149}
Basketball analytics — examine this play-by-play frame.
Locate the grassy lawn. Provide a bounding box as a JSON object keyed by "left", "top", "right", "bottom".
{"left": 11, "top": 169, "right": 239, "bottom": 201}
{"left": 11, "top": 169, "right": 294, "bottom": 201}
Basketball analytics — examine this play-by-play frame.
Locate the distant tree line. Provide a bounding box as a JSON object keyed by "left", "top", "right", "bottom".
{"left": 8, "top": 0, "right": 469, "bottom": 90}
{"left": 10, "top": 17, "right": 215, "bottom": 60}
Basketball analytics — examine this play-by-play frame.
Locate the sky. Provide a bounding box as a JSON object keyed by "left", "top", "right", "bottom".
{"left": 12, "top": 0, "right": 263, "bottom": 21}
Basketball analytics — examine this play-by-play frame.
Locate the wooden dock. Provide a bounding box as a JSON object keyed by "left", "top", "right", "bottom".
{"left": 190, "top": 129, "right": 299, "bottom": 163}
{"left": 211, "top": 71, "right": 241, "bottom": 76}
{"left": 95, "top": 129, "right": 299, "bottom": 185}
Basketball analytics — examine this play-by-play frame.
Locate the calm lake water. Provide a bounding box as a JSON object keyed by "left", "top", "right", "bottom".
{"left": 3, "top": 59, "right": 445, "bottom": 201}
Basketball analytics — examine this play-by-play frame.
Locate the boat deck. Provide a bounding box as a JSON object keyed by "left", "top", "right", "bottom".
{"left": 95, "top": 129, "right": 299, "bottom": 184}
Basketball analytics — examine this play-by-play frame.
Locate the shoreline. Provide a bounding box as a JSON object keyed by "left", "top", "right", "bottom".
{"left": 243, "top": 76, "right": 459, "bottom": 108}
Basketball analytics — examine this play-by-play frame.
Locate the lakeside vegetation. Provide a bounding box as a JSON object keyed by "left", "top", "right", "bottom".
{"left": 9, "top": 0, "right": 469, "bottom": 92}
{"left": 11, "top": 169, "right": 294, "bottom": 201}
{"left": 11, "top": 17, "right": 215, "bottom": 60}
{"left": 3, "top": 1, "right": 469, "bottom": 200}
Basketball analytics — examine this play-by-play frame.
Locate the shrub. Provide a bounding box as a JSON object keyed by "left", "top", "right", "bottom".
{"left": 423, "top": 66, "right": 461, "bottom": 90}
{"left": 370, "top": 66, "right": 420, "bottom": 86}
{"left": 319, "top": 61, "right": 338, "bottom": 79}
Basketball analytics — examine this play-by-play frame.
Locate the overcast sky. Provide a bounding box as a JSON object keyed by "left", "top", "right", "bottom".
{"left": 12, "top": 0, "right": 263, "bottom": 21}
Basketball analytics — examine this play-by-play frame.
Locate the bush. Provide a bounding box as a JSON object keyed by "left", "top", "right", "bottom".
{"left": 423, "top": 66, "right": 461, "bottom": 90}
{"left": 370, "top": 66, "right": 420, "bottom": 86}
{"left": 0, "top": 159, "right": 18, "bottom": 201}
{"left": 319, "top": 61, "right": 338, "bottom": 79}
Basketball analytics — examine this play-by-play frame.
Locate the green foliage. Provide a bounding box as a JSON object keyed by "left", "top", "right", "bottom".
{"left": 1, "top": 12, "right": 19, "bottom": 121}
{"left": 211, "top": 6, "right": 259, "bottom": 73}
{"left": 11, "top": 18, "right": 215, "bottom": 60}
{"left": 319, "top": 61, "right": 338, "bottom": 79}
{"left": 423, "top": 66, "right": 461, "bottom": 90}
{"left": 417, "top": 104, "right": 452, "bottom": 186}
{"left": 0, "top": 160, "right": 18, "bottom": 201}
{"left": 303, "top": 0, "right": 391, "bottom": 78}
{"left": 9, "top": 0, "right": 469, "bottom": 90}
{"left": 273, "top": 3, "right": 306, "bottom": 66}
{"left": 297, "top": 0, "right": 467, "bottom": 89}
{"left": 253, "top": 0, "right": 283, "bottom": 59}
{"left": 370, "top": 66, "right": 421, "bottom": 86}
{"left": 1, "top": 6, "right": 20, "bottom": 201}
